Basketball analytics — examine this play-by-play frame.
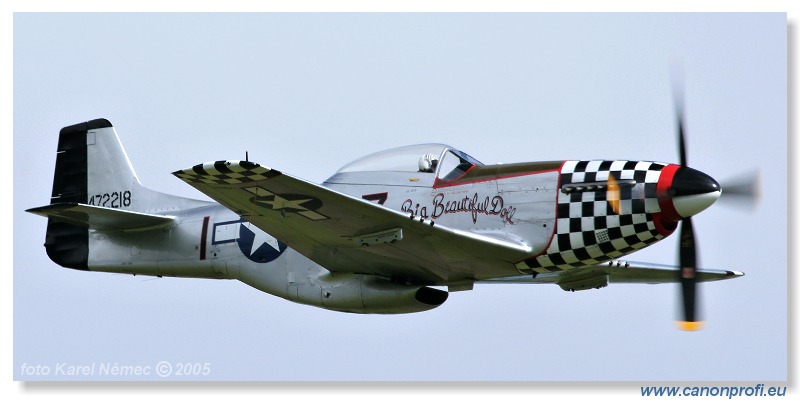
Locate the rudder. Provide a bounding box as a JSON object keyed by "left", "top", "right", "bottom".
{"left": 39, "top": 118, "right": 211, "bottom": 271}
{"left": 43, "top": 119, "right": 109, "bottom": 270}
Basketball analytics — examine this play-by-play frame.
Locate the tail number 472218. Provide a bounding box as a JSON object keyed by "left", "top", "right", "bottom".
{"left": 88, "top": 190, "right": 132, "bottom": 208}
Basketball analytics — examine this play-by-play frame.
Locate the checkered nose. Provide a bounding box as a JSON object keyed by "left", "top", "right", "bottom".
{"left": 669, "top": 166, "right": 721, "bottom": 218}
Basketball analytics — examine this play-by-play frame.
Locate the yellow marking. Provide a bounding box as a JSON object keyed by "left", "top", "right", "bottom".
{"left": 676, "top": 321, "right": 704, "bottom": 331}
{"left": 408, "top": 178, "right": 420, "bottom": 182}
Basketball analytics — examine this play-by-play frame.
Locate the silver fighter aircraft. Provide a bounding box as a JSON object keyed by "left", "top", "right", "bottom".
{"left": 28, "top": 116, "right": 750, "bottom": 331}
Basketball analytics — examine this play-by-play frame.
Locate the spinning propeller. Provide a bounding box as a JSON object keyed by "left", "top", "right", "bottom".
{"left": 674, "top": 88, "right": 705, "bottom": 331}
{"left": 669, "top": 75, "right": 758, "bottom": 331}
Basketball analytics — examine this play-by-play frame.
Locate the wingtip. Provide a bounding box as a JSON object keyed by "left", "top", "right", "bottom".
{"left": 172, "top": 160, "right": 280, "bottom": 184}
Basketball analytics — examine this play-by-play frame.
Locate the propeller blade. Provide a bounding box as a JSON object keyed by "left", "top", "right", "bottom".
{"left": 671, "top": 63, "right": 688, "bottom": 167}
{"left": 677, "top": 216, "right": 703, "bottom": 331}
{"left": 719, "top": 170, "right": 761, "bottom": 209}
{"left": 676, "top": 106, "right": 688, "bottom": 167}
{"left": 671, "top": 66, "right": 702, "bottom": 330}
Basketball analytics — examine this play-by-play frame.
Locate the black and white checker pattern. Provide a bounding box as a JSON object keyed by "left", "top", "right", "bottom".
{"left": 518, "top": 160, "right": 668, "bottom": 274}
{"left": 173, "top": 161, "right": 281, "bottom": 185}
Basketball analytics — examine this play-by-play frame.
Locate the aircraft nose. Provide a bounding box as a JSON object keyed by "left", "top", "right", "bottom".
{"left": 670, "top": 166, "right": 721, "bottom": 218}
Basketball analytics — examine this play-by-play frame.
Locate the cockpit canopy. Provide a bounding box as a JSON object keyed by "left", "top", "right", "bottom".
{"left": 335, "top": 143, "right": 483, "bottom": 181}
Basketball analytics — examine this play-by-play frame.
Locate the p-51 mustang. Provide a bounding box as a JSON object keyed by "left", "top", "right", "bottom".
{"left": 28, "top": 117, "right": 748, "bottom": 331}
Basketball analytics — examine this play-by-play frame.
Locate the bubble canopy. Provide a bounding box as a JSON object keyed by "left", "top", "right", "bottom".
{"left": 335, "top": 144, "right": 483, "bottom": 174}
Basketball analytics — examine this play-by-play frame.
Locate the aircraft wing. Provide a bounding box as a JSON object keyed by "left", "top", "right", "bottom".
{"left": 478, "top": 260, "right": 743, "bottom": 290}
{"left": 174, "top": 160, "right": 533, "bottom": 284}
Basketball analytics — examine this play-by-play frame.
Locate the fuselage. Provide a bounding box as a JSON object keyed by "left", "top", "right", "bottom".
{"left": 85, "top": 146, "right": 719, "bottom": 312}
{"left": 33, "top": 123, "right": 720, "bottom": 314}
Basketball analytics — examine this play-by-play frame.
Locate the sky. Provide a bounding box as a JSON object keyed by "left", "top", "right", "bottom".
{"left": 5, "top": 6, "right": 793, "bottom": 400}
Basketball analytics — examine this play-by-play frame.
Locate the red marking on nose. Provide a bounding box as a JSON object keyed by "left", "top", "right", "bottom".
{"left": 654, "top": 164, "right": 681, "bottom": 236}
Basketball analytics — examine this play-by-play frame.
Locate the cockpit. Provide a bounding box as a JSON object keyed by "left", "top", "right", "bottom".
{"left": 334, "top": 143, "right": 483, "bottom": 182}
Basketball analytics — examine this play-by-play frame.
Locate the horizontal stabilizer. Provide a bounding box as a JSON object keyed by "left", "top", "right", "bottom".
{"left": 26, "top": 203, "right": 175, "bottom": 231}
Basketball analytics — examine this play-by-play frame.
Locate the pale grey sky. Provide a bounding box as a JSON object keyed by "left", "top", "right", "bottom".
{"left": 11, "top": 10, "right": 789, "bottom": 388}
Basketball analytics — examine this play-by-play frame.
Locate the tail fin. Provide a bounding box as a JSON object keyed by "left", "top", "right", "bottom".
{"left": 84, "top": 119, "right": 143, "bottom": 209}
{"left": 33, "top": 118, "right": 211, "bottom": 270}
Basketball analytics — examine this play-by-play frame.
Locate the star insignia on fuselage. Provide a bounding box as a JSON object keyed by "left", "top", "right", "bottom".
{"left": 236, "top": 222, "right": 287, "bottom": 263}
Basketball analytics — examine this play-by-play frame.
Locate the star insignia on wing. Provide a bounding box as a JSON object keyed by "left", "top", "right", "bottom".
{"left": 243, "top": 186, "right": 329, "bottom": 221}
